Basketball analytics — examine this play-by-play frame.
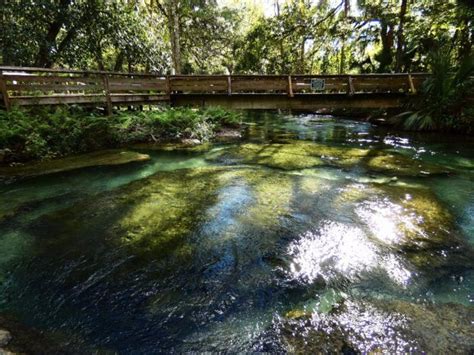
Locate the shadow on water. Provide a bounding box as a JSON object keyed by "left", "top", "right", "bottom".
{"left": 0, "top": 111, "right": 473, "bottom": 353}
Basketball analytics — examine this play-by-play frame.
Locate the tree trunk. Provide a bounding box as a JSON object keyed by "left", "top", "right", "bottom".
{"left": 35, "top": 22, "right": 63, "bottom": 67}
{"left": 340, "top": 37, "right": 345, "bottom": 74}
{"left": 299, "top": 38, "right": 306, "bottom": 73}
{"left": 114, "top": 51, "right": 125, "bottom": 72}
{"left": 378, "top": 20, "right": 394, "bottom": 72}
{"left": 456, "top": 5, "right": 472, "bottom": 61}
{"left": 34, "top": 0, "right": 72, "bottom": 67}
{"left": 340, "top": 1, "right": 349, "bottom": 74}
{"left": 395, "top": 0, "right": 408, "bottom": 72}
{"left": 167, "top": 0, "right": 181, "bottom": 74}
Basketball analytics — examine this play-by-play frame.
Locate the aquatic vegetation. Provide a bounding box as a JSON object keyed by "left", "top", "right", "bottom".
{"left": 0, "top": 150, "right": 150, "bottom": 179}
{"left": 0, "top": 231, "right": 33, "bottom": 284}
{"left": 228, "top": 142, "right": 325, "bottom": 170}
{"left": 239, "top": 171, "right": 294, "bottom": 230}
{"left": 117, "top": 167, "right": 223, "bottom": 257}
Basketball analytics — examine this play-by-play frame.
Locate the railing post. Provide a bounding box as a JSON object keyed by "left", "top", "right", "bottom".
{"left": 287, "top": 75, "right": 294, "bottom": 97}
{"left": 0, "top": 71, "right": 11, "bottom": 111}
{"left": 407, "top": 73, "right": 416, "bottom": 94}
{"left": 227, "top": 75, "right": 232, "bottom": 96}
{"left": 347, "top": 76, "right": 355, "bottom": 96}
{"left": 102, "top": 74, "right": 112, "bottom": 116}
{"left": 165, "top": 75, "right": 171, "bottom": 98}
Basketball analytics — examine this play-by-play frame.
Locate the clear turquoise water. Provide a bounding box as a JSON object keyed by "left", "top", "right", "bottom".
{"left": 0, "top": 112, "right": 473, "bottom": 352}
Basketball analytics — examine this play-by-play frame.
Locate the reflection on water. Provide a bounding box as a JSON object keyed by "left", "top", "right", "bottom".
{"left": 0, "top": 111, "right": 473, "bottom": 353}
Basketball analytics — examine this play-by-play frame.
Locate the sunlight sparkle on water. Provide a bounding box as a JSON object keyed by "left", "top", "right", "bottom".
{"left": 307, "top": 300, "right": 417, "bottom": 353}
{"left": 287, "top": 221, "right": 412, "bottom": 286}
{"left": 356, "top": 197, "right": 423, "bottom": 245}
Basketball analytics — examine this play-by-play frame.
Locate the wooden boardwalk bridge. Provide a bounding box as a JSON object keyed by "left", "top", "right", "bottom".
{"left": 0, "top": 66, "right": 428, "bottom": 113}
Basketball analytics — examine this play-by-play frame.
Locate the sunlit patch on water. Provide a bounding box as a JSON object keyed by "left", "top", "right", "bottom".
{"left": 332, "top": 301, "right": 413, "bottom": 351}
{"left": 281, "top": 299, "right": 418, "bottom": 353}
{"left": 356, "top": 197, "right": 420, "bottom": 245}
{"left": 286, "top": 221, "right": 412, "bottom": 286}
{"left": 383, "top": 135, "right": 411, "bottom": 149}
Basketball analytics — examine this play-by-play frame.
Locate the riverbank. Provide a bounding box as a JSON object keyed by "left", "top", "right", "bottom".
{"left": 0, "top": 106, "right": 242, "bottom": 165}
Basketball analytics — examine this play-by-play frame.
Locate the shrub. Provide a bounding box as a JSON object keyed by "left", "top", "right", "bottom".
{"left": 0, "top": 106, "right": 241, "bottom": 163}
{"left": 392, "top": 49, "right": 473, "bottom": 132}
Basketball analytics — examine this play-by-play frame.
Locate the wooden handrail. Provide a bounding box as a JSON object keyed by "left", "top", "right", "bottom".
{"left": 0, "top": 66, "right": 434, "bottom": 112}
{"left": 0, "top": 66, "right": 430, "bottom": 78}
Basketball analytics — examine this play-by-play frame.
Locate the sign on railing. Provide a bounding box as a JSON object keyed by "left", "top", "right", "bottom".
{"left": 311, "top": 78, "right": 325, "bottom": 91}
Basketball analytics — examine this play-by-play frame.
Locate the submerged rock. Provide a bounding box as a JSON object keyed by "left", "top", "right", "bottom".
{"left": 208, "top": 140, "right": 448, "bottom": 176}
{"left": 207, "top": 141, "right": 364, "bottom": 170}
{"left": 0, "top": 315, "right": 67, "bottom": 353}
{"left": 214, "top": 127, "right": 242, "bottom": 143}
{"left": 0, "top": 329, "right": 11, "bottom": 347}
{"left": 365, "top": 152, "right": 451, "bottom": 177}
{"left": 0, "top": 150, "right": 150, "bottom": 179}
{"left": 284, "top": 181, "right": 474, "bottom": 289}
{"left": 280, "top": 297, "right": 474, "bottom": 353}
{"left": 132, "top": 141, "right": 213, "bottom": 153}
{"left": 354, "top": 184, "right": 474, "bottom": 274}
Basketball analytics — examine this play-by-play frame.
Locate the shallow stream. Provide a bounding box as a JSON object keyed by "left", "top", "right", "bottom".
{"left": 0, "top": 112, "right": 473, "bottom": 352}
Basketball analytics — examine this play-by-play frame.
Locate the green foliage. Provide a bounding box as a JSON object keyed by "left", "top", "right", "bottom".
{"left": 393, "top": 49, "right": 473, "bottom": 131}
{"left": 1, "top": 0, "right": 472, "bottom": 76}
{"left": 0, "top": 107, "right": 242, "bottom": 164}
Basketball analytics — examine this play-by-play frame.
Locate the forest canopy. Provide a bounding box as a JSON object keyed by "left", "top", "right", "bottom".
{"left": 0, "top": 0, "right": 472, "bottom": 74}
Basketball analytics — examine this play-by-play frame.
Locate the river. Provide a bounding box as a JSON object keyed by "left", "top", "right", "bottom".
{"left": 0, "top": 111, "right": 473, "bottom": 352}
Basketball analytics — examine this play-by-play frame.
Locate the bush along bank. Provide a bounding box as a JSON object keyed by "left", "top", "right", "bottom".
{"left": 390, "top": 50, "right": 474, "bottom": 133}
{"left": 0, "top": 106, "right": 242, "bottom": 164}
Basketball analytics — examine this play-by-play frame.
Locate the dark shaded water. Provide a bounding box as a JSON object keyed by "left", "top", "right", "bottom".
{"left": 0, "top": 112, "right": 473, "bottom": 352}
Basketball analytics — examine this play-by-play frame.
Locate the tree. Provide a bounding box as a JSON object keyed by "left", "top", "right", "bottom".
{"left": 1, "top": 0, "right": 471, "bottom": 75}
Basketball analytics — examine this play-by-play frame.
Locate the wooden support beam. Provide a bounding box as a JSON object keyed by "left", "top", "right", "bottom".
{"left": 347, "top": 76, "right": 355, "bottom": 96}
{"left": 287, "top": 75, "right": 294, "bottom": 97}
{"left": 0, "top": 72, "right": 11, "bottom": 111}
{"left": 407, "top": 74, "right": 416, "bottom": 94}
{"left": 172, "top": 93, "right": 406, "bottom": 110}
{"left": 227, "top": 76, "right": 232, "bottom": 96}
{"left": 102, "top": 75, "right": 112, "bottom": 115}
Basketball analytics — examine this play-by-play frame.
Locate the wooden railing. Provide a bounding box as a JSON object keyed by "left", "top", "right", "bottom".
{"left": 0, "top": 66, "right": 429, "bottom": 113}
